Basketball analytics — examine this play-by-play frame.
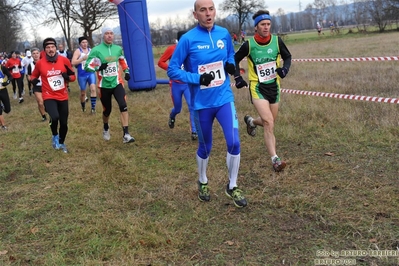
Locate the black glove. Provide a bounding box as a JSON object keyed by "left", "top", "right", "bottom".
{"left": 200, "top": 73, "right": 214, "bottom": 86}
{"left": 225, "top": 62, "right": 235, "bottom": 75}
{"left": 98, "top": 63, "right": 108, "bottom": 71}
{"left": 234, "top": 76, "right": 248, "bottom": 89}
{"left": 1, "top": 80, "right": 10, "bottom": 87}
{"left": 64, "top": 65, "right": 75, "bottom": 75}
{"left": 31, "top": 78, "right": 39, "bottom": 86}
{"left": 124, "top": 73, "right": 130, "bottom": 81}
{"left": 62, "top": 72, "right": 70, "bottom": 81}
{"left": 276, "top": 67, "right": 288, "bottom": 79}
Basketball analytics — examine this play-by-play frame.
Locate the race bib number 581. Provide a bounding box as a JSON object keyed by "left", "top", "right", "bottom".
{"left": 257, "top": 61, "right": 277, "bottom": 83}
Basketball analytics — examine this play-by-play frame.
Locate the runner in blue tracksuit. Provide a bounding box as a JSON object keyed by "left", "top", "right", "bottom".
{"left": 167, "top": 0, "right": 247, "bottom": 208}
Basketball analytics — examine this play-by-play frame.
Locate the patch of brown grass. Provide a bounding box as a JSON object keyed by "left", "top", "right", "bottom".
{"left": 0, "top": 31, "right": 398, "bottom": 265}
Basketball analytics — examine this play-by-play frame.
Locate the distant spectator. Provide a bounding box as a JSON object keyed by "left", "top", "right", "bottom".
{"left": 329, "top": 21, "right": 335, "bottom": 35}
{"left": 21, "top": 49, "right": 33, "bottom": 95}
{"left": 232, "top": 32, "right": 238, "bottom": 45}
{"left": 57, "top": 44, "right": 68, "bottom": 57}
{"left": 316, "top": 22, "right": 323, "bottom": 36}
{"left": 5, "top": 51, "right": 24, "bottom": 103}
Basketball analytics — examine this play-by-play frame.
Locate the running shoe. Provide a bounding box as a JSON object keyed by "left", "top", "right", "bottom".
{"left": 59, "top": 143, "right": 68, "bottom": 153}
{"left": 168, "top": 117, "right": 175, "bottom": 129}
{"left": 225, "top": 184, "right": 247, "bottom": 208}
{"left": 272, "top": 157, "right": 286, "bottom": 172}
{"left": 103, "top": 129, "right": 110, "bottom": 141}
{"left": 52, "top": 135, "right": 60, "bottom": 150}
{"left": 13, "top": 93, "right": 17, "bottom": 99}
{"left": 91, "top": 108, "right": 96, "bottom": 114}
{"left": 198, "top": 181, "right": 210, "bottom": 202}
{"left": 19, "top": 98, "right": 24, "bottom": 104}
{"left": 1, "top": 125, "right": 7, "bottom": 130}
{"left": 191, "top": 132, "right": 198, "bottom": 140}
{"left": 123, "top": 133, "right": 135, "bottom": 143}
{"left": 244, "top": 115, "right": 256, "bottom": 137}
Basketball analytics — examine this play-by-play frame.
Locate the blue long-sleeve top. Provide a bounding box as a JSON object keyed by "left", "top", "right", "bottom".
{"left": 167, "top": 24, "right": 235, "bottom": 110}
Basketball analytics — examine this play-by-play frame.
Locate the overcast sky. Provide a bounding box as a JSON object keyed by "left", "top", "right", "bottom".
{"left": 30, "top": 0, "right": 314, "bottom": 42}
{"left": 145, "top": 0, "right": 312, "bottom": 23}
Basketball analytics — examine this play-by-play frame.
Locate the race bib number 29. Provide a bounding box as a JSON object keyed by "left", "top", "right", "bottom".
{"left": 47, "top": 75, "right": 65, "bottom": 91}
{"left": 198, "top": 60, "right": 225, "bottom": 89}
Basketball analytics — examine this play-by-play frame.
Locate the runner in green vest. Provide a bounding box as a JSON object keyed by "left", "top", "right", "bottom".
{"left": 234, "top": 10, "right": 292, "bottom": 172}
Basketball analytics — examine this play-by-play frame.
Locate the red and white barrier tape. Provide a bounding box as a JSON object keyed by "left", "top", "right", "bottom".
{"left": 281, "top": 89, "right": 399, "bottom": 104}
{"left": 293, "top": 56, "right": 399, "bottom": 62}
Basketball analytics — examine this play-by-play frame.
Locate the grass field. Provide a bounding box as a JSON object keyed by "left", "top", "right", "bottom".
{"left": 1, "top": 30, "right": 399, "bottom": 265}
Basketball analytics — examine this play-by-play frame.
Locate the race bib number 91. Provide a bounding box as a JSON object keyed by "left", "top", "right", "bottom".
{"left": 198, "top": 60, "right": 225, "bottom": 89}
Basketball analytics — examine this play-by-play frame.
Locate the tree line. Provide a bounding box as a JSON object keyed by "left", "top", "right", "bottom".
{"left": 0, "top": 0, "right": 398, "bottom": 52}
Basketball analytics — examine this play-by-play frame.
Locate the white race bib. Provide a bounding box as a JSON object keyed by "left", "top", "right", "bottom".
{"left": 256, "top": 61, "right": 277, "bottom": 83}
{"left": 198, "top": 60, "right": 225, "bottom": 89}
{"left": 103, "top": 62, "right": 117, "bottom": 77}
{"left": 80, "top": 51, "right": 90, "bottom": 70}
{"left": 47, "top": 75, "right": 65, "bottom": 91}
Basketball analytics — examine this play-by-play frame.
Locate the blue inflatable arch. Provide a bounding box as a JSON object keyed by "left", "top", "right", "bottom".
{"left": 117, "top": 0, "right": 168, "bottom": 91}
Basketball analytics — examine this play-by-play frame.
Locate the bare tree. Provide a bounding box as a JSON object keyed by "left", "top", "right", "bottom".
{"left": 0, "top": 0, "right": 25, "bottom": 52}
{"left": 51, "top": 0, "right": 74, "bottom": 50}
{"left": 353, "top": 0, "right": 370, "bottom": 32}
{"left": 388, "top": 0, "right": 399, "bottom": 18}
{"left": 186, "top": 9, "right": 197, "bottom": 29}
{"left": 289, "top": 13, "right": 297, "bottom": 31}
{"left": 276, "top": 8, "right": 289, "bottom": 32}
{"left": 325, "top": 0, "right": 339, "bottom": 25}
{"left": 219, "top": 0, "right": 266, "bottom": 38}
{"left": 313, "top": 0, "right": 328, "bottom": 27}
{"left": 303, "top": 3, "right": 316, "bottom": 29}
{"left": 41, "top": 0, "right": 117, "bottom": 49}
{"left": 385, "top": 0, "right": 399, "bottom": 29}
{"left": 368, "top": 0, "right": 389, "bottom": 32}
{"left": 339, "top": 0, "right": 354, "bottom": 25}
{"left": 69, "top": 0, "right": 118, "bottom": 47}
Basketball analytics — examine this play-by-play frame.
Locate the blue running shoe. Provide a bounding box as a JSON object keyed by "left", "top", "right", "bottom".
{"left": 52, "top": 135, "right": 60, "bottom": 150}
{"left": 59, "top": 143, "right": 68, "bottom": 153}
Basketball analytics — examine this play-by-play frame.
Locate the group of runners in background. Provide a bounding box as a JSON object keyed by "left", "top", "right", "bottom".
{"left": 1, "top": 0, "right": 292, "bottom": 208}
